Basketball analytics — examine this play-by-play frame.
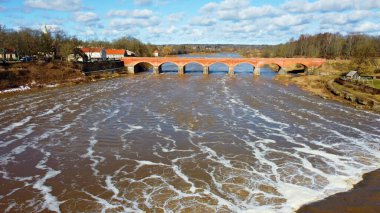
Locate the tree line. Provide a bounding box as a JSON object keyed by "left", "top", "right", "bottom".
{"left": 266, "top": 33, "right": 380, "bottom": 60}
{"left": 0, "top": 25, "right": 156, "bottom": 59}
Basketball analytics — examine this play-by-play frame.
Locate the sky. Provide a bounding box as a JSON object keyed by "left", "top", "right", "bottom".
{"left": 1, "top": 0, "right": 380, "bottom": 44}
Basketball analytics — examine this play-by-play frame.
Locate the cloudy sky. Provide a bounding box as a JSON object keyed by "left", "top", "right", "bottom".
{"left": 1, "top": 0, "right": 380, "bottom": 44}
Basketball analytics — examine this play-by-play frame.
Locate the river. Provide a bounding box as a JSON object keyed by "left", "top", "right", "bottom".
{"left": 0, "top": 55, "right": 380, "bottom": 212}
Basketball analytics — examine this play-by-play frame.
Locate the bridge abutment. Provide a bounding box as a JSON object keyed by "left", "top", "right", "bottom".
{"left": 127, "top": 66, "right": 135, "bottom": 74}
{"left": 153, "top": 66, "right": 160, "bottom": 75}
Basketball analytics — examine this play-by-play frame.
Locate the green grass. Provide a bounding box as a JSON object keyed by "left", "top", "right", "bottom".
{"left": 364, "top": 79, "right": 380, "bottom": 89}
{"left": 372, "top": 79, "right": 380, "bottom": 89}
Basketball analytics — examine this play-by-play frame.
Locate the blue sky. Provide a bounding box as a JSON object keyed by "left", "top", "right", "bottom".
{"left": 1, "top": 0, "right": 380, "bottom": 44}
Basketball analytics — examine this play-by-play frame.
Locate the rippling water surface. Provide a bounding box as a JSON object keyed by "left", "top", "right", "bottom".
{"left": 0, "top": 68, "right": 380, "bottom": 213}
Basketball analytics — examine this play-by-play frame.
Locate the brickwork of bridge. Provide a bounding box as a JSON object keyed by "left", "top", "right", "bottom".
{"left": 121, "top": 57, "right": 326, "bottom": 75}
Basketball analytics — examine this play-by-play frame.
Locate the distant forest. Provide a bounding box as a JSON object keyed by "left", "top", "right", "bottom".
{"left": 254, "top": 33, "right": 380, "bottom": 72}
{"left": 266, "top": 33, "right": 380, "bottom": 59}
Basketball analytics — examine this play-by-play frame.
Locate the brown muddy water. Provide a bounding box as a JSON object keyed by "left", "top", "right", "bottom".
{"left": 0, "top": 69, "right": 380, "bottom": 213}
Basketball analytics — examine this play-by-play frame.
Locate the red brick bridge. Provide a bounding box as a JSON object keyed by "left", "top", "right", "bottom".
{"left": 121, "top": 57, "right": 326, "bottom": 75}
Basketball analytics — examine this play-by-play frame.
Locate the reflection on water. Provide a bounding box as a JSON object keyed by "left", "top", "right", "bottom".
{"left": 0, "top": 67, "right": 380, "bottom": 212}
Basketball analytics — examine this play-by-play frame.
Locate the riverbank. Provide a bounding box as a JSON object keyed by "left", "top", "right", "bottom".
{"left": 275, "top": 60, "right": 380, "bottom": 112}
{"left": 297, "top": 169, "right": 380, "bottom": 213}
{"left": 0, "top": 61, "right": 125, "bottom": 96}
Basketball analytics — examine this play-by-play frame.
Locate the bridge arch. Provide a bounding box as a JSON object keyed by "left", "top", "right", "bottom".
{"left": 183, "top": 62, "right": 204, "bottom": 73}
{"left": 158, "top": 62, "right": 179, "bottom": 73}
{"left": 288, "top": 63, "right": 308, "bottom": 74}
{"left": 233, "top": 62, "right": 255, "bottom": 74}
{"left": 260, "top": 63, "right": 282, "bottom": 72}
{"left": 133, "top": 62, "right": 154, "bottom": 73}
{"left": 209, "top": 62, "right": 229, "bottom": 74}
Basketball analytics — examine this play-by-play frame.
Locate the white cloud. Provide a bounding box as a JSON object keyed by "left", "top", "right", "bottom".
{"left": 107, "top": 9, "right": 153, "bottom": 18}
{"left": 74, "top": 12, "right": 99, "bottom": 23}
{"left": 201, "top": 0, "right": 282, "bottom": 21}
{"left": 190, "top": 17, "right": 216, "bottom": 26}
{"left": 167, "top": 13, "right": 184, "bottom": 22}
{"left": 109, "top": 16, "right": 159, "bottom": 29}
{"left": 283, "top": 0, "right": 380, "bottom": 13}
{"left": 319, "top": 11, "right": 374, "bottom": 25}
{"left": 200, "top": 2, "right": 218, "bottom": 13}
{"left": 354, "top": 22, "right": 380, "bottom": 33}
{"left": 219, "top": 0, "right": 250, "bottom": 10}
{"left": 147, "top": 25, "right": 176, "bottom": 35}
{"left": 24, "top": 0, "right": 81, "bottom": 11}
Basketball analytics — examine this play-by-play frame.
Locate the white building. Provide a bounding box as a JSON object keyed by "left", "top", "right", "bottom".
{"left": 153, "top": 50, "right": 159, "bottom": 57}
{"left": 81, "top": 47, "right": 107, "bottom": 61}
{"left": 106, "top": 49, "right": 136, "bottom": 60}
{"left": 0, "top": 48, "right": 18, "bottom": 60}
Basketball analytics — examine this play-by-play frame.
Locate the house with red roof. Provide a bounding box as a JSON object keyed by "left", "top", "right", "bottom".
{"left": 106, "top": 49, "right": 136, "bottom": 60}
{"left": 81, "top": 47, "right": 107, "bottom": 61}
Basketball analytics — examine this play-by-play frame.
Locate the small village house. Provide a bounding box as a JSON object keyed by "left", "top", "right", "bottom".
{"left": 0, "top": 48, "right": 18, "bottom": 60}
{"left": 106, "top": 49, "right": 136, "bottom": 60}
{"left": 81, "top": 47, "right": 107, "bottom": 61}
{"left": 346, "top": 71, "right": 359, "bottom": 80}
{"left": 153, "top": 50, "right": 159, "bottom": 57}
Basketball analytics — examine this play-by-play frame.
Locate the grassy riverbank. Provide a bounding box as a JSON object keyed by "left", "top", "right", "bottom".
{"left": 275, "top": 59, "right": 380, "bottom": 112}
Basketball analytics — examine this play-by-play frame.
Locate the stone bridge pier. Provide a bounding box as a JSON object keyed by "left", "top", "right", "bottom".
{"left": 122, "top": 57, "right": 326, "bottom": 76}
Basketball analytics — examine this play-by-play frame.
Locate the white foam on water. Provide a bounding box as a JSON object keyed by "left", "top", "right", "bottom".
{"left": 81, "top": 139, "right": 101, "bottom": 176}
{"left": 33, "top": 169, "right": 62, "bottom": 213}
{"left": 105, "top": 176, "right": 120, "bottom": 200}
{"left": 83, "top": 190, "right": 137, "bottom": 213}
{"left": 37, "top": 104, "right": 63, "bottom": 117}
{"left": 0, "top": 116, "right": 32, "bottom": 135}
{"left": 277, "top": 182, "right": 320, "bottom": 212}
{"left": 172, "top": 164, "right": 197, "bottom": 193}
{"left": 33, "top": 152, "right": 62, "bottom": 213}
{"left": 4, "top": 201, "right": 17, "bottom": 213}
{"left": 0, "top": 124, "right": 36, "bottom": 148}
{"left": 0, "top": 144, "right": 29, "bottom": 166}
{"left": 127, "top": 124, "right": 143, "bottom": 131}
{"left": 133, "top": 160, "right": 169, "bottom": 173}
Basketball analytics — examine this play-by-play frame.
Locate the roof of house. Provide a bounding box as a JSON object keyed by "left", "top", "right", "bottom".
{"left": 153, "top": 50, "right": 159, "bottom": 53}
{"left": 1, "top": 48, "right": 17, "bottom": 53}
{"left": 106, "top": 49, "right": 125, "bottom": 55}
{"left": 346, "top": 71, "right": 358, "bottom": 77}
{"left": 81, "top": 47, "right": 104, "bottom": 53}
